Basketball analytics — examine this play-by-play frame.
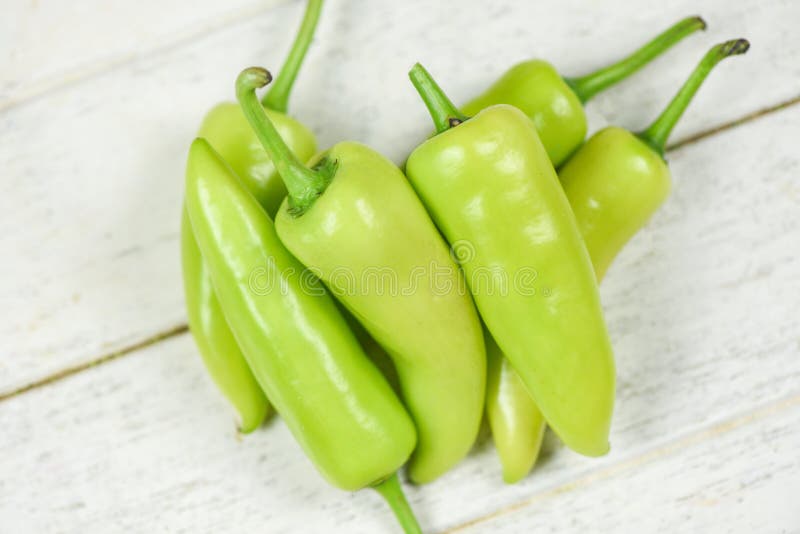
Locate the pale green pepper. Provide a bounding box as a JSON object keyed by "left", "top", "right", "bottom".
{"left": 485, "top": 332, "right": 545, "bottom": 483}
{"left": 486, "top": 38, "right": 750, "bottom": 482}
{"left": 462, "top": 16, "right": 706, "bottom": 166}
{"left": 184, "top": 138, "right": 421, "bottom": 532}
{"left": 406, "top": 64, "right": 615, "bottom": 457}
{"left": 197, "top": 0, "right": 320, "bottom": 211}
{"left": 181, "top": 211, "right": 268, "bottom": 432}
{"left": 180, "top": 0, "right": 322, "bottom": 429}
{"left": 237, "top": 67, "right": 487, "bottom": 485}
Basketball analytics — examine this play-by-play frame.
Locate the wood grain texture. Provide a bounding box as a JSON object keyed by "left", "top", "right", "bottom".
{"left": 0, "top": 0, "right": 287, "bottom": 110}
{"left": 1, "top": 105, "right": 798, "bottom": 532}
{"left": 1, "top": 0, "right": 799, "bottom": 395}
{"left": 451, "top": 395, "right": 800, "bottom": 533}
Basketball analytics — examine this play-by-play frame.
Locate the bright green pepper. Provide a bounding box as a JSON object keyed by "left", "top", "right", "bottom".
{"left": 197, "top": 104, "right": 315, "bottom": 212}
{"left": 197, "top": 0, "right": 319, "bottom": 211}
{"left": 237, "top": 67, "right": 486, "bottom": 484}
{"left": 485, "top": 39, "right": 750, "bottom": 482}
{"left": 462, "top": 16, "right": 706, "bottom": 166}
{"left": 181, "top": 211, "right": 268, "bottom": 432}
{"left": 184, "top": 138, "right": 421, "bottom": 532}
{"left": 340, "top": 303, "right": 402, "bottom": 396}
{"left": 180, "top": 0, "right": 321, "bottom": 428}
{"left": 406, "top": 64, "right": 615, "bottom": 457}
{"left": 485, "top": 331, "right": 545, "bottom": 483}
{"left": 564, "top": 38, "right": 751, "bottom": 279}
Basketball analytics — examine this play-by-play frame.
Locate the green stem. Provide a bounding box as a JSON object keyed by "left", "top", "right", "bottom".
{"left": 261, "top": 0, "right": 324, "bottom": 112}
{"left": 237, "top": 67, "right": 330, "bottom": 214}
{"left": 565, "top": 16, "right": 707, "bottom": 103}
{"left": 372, "top": 473, "right": 423, "bottom": 534}
{"left": 408, "top": 63, "right": 468, "bottom": 135}
{"left": 638, "top": 38, "right": 750, "bottom": 156}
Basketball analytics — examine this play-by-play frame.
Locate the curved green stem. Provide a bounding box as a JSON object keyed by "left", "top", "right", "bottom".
{"left": 261, "top": 0, "right": 324, "bottom": 112}
{"left": 237, "top": 67, "right": 330, "bottom": 214}
{"left": 408, "top": 63, "right": 468, "bottom": 135}
{"left": 638, "top": 38, "right": 750, "bottom": 156}
{"left": 565, "top": 16, "right": 707, "bottom": 103}
{"left": 372, "top": 473, "right": 423, "bottom": 534}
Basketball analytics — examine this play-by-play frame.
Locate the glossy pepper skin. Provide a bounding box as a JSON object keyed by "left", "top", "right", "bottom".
{"left": 561, "top": 128, "right": 670, "bottom": 279}
{"left": 180, "top": 0, "right": 322, "bottom": 428}
{"left": 237, "top": 67, "right": 486, "bottom": 484}
{"left": 563, "top": 38, "right": 750, "bottom": 279}
{"left": 462, "top": 16, "right": 706, "bottom": 166}
{"left": 181, "top": 211, "right": 269, "bottom": 432}
{"left": 340, "top": 303, "right": 402, "bottom": 396}
{"left": 198, "top": 105, "right": 315, "bottom": 212}
{"left": 406, "top": 65, "right": 615, "bottom": 457}
{"left": 486, "top": 39, "right": 750, "bottom": 482}
{"left": 197, "top": 0, "right": 320, "bottom": 209}
{"left": 184, "top": 138, "right": 417, "bottom": 491}
{"left": 485, "top": 332, "right": 545, "bottom": 483}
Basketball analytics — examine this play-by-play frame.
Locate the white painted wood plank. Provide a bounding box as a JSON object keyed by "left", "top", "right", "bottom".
{"left": 0, "top": 335, "right": 405, "bottom": 534}
{"left": 0, "top": 296, "right": 797, "bottom": 532}
{"left": 0, "top": 0, "right": 286, "bottom": 109}
{"left": 581, "top": 0, "right": 800, "bottom": 140}
{"left": 1, "top": 0, "right": 798, "bottom": 392}
{"left": 422, "top": 100, "right": 800, "bottom": 532}
{"left": 1, "top": 106, "right": 798, "bottom": 532}
{"left": 452, "top": 396, "right": 800, "bottom": 533}
{"left": 0, "top": 2, "right": 312, "bottom": 394}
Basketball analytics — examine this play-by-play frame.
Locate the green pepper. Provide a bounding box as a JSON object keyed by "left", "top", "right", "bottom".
{"left": 181, "top": 212, "right": 269, "bottom": 432}
{"left": 563, "top": 38, "right": 751, "bottom": 279}
{"left": 197, "top": 0, "right": 320, "bottom": 211}
{"left": 485, "top": 332, "right": 545, "bottom": 483}
{"left": 340, "top": 303, "right": 402, "bottom": 397}
{"left": 485, "top": 38, "right": 750, "bottom": 482}
{"left": 237, "top": 67, "right": 486, "bottom": 484}
{"left": 184, "top": 137, "right": 421, "bottom": 532}
{"left": 405, "top": 64, "right": 615, "bottom": 457}
{"left": 180, "top": 0, "right": 321, "bottom": 430}
{"left": 462, "top": 16, "right": 706, "bottom": 166}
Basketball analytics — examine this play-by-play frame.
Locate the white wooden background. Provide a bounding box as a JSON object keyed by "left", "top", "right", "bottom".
{"left": 1, "top": 0, "right": 799, "bottom": 532}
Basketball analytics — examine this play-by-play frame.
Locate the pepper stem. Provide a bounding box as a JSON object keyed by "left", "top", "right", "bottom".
{"left": 408, "top": 63, "right": 468, "bottom": 135}
{"left": 372, "top": 473, "right": 423, "bottom": 534}
{"left": 638, "top": 38, "right": 750, "bottom": 156}
{"left": 565, "top": 16, "right": 707, "bottom": 103}
{"left": 237, "top": 67, "right": 330, "bottom": 214}
{"left": 261, "top": 0, "right": 324, "bottom": 112}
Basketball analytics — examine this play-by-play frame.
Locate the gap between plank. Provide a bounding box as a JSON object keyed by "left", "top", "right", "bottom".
{"left": 444, "top": 391, "right": 800, "bottom": 533}
{"left": 0, "top": 92, "right": 798, "bottom": 404}
{"left": 666, "top": 94, "right": 800, "bottom": 151}
{"left": 0, "top": 324, "right": 188, "bottom": 402}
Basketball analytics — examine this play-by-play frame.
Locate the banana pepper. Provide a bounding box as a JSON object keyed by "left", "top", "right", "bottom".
{"left": 405, "top": 64, "right": 616, "bottom": 457}
{"left": 237, "top": 67, "right": 487, "bottom": 484}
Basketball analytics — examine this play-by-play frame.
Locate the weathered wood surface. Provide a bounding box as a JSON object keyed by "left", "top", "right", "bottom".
{"left": 1, "top": 103, "right": 798, "bottom": 533}
{"left": 2, "top": 0, "right": 799, "bottom": 395}
{"left": 1, "top": 0, "right": 799, "bottom": 532}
